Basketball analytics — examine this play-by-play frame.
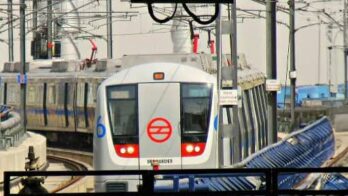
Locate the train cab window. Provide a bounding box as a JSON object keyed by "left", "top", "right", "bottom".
{"left": 181, "top": 84, "right": 212, "bottom": 135}
{"left": 107, "top": 85, "right": 137, "bottom": 137}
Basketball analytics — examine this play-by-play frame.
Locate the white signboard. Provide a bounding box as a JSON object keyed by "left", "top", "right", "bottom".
{"left": 219, "top": 89, "right": 238, "bottom": 106}
{"left": 266, "top": 79, "right": 281, "bottom": 91}
{"left": 289, "top": 71, "right": 297, "bottom": 79}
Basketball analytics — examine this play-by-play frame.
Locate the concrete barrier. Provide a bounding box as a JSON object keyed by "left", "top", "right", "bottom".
{"left": 0, "top": 132, "right": 46, "bottom": 183}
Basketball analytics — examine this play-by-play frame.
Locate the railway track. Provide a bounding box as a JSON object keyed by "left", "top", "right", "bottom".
{"left": 44, "top": 155, "right": 92, "bottom": 193}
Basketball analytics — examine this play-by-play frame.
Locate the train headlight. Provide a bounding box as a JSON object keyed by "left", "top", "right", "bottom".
{"left": 186, "top": 145, "right": 194, "bottom": 153}
{"left": 114, "top": 144, "right": 139, "bottom": 158}
{"left": 194, "top": 146, "right": 200, "bottom": 152}
{"left": 127, "top": 146, "right": 135, "bottom": 154}
{"left": 120, "top": 148, "right": 127, "bottom": 154}
{"left": 182, "top": 143, "right": 206, "bottom": 157}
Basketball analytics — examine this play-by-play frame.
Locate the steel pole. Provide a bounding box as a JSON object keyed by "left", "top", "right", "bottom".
{"left": 107, "top": 0, "right": 113, "bottom": 59}
{"left": 216, "top": 3, "right": 223, "bottom": 167}
{"left": 289, "top": 0, "right": 296, "bottom": 130}
{"left": 7, "top": 0, "right": 14, "bottom": 62}
{"left": 32, "top": 0, "right": 37, "bottom": 39}
{"left": 231, "top": 2, "right": 240, "bottom": 163}
{"left": 344, "top": 0, "right": 348, "bottom": 100}
{"left": 20, "top": 0, "right": 27, "bottom": 132}
{"left": 318, "top": 20, "right": 321, "bottom": 84}
{"left": 47, "top": 0, "right": 53, "bottom": 59}
{"left": 266, "top": 0, "right": 277, "bottom": 144}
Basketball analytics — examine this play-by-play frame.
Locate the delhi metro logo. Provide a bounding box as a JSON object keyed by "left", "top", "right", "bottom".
{"left": 146, "top": 117, "right": 172, "bottom": 143}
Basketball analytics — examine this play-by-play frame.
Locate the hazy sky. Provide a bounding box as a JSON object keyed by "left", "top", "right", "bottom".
{"left": 0, "top": 0, "right": 345, "bottom": 87}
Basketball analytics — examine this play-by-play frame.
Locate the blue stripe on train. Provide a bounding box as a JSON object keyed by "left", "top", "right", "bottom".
{"left": 27, "top": 109, "right": 77, "bottom": 116}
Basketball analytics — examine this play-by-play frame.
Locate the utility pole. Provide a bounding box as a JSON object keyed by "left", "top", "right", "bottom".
{"left": 20, "top": 0, "right": 27, "bottom": 132}
{"left": 47, "top": 0, "right": 53, "bottom": 59}
{"left": 344, "top": 0, "right": 348, "bottom": 100}
{"left": 289, "top": 0, "right": 296, "bottom": 130}
{"left": 8, "top": 0, "right": 14, "bottom": 62}
{"left": 231, "top": 2, "right": 240, "bottom": 163}
{"left": 32, "top": 0, "right": 37, "bottom": 40}
{"left": 318, "top": 18, "right": 321, "bottom": 84}
{"left": 216, "top": 3, "right": 223, "bottom": 167}
{"left": 266, "top": 0, "right": 277, "bottom": 144}
{"left": 107, "top": 0, "right": 113, "bottom": 59}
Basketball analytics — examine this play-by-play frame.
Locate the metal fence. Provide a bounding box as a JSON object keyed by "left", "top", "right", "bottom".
{"left": 4, "top": 167, "right": 348, "bottom": 195}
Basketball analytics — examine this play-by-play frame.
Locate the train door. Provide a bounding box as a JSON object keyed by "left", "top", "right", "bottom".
{"left": 138, "top": 83, "right": 182, "bottom": 170}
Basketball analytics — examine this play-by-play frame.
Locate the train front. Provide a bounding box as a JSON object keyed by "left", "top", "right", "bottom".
{"left": 94, "top": 63, "right": 218, "bottom": 192}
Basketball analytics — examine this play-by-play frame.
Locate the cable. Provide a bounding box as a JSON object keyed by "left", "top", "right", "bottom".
{"left": 182, "top": 3, "right": 219, "bottom": 25}
{"left": 147, "top": 3, "right": 177, "bottom": 24}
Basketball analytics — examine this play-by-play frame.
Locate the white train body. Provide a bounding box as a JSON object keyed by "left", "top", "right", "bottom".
{"left": 94, "top": 54, "right": 267, "bottom": 192}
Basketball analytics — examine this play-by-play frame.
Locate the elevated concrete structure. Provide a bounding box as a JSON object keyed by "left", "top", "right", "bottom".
{"left": 0, "top": 132, "right": 46, "bottom": 184}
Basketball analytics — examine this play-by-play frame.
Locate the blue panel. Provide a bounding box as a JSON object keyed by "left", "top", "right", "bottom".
{"left": 240, "top": 117, "right": 335, "bottom": 189}
{"left": 154, "top": 117, "right": 335, "bottom": 192}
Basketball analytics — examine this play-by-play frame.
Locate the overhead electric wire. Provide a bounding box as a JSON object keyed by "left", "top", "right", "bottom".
{"left": 147, "top": 3, "right": 177, "bottom": 23}
{"left": 182, "top": 3, "right": 219, "bottom": 25}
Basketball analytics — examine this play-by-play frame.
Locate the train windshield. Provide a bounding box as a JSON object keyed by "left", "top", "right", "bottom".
{"left": 107, "top": 85, "right": 137, "bottom": 136}
{"left": 181, "top": 84, "right": 212, "bottom": 134}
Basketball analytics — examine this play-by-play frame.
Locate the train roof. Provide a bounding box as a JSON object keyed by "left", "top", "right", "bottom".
{"left": 1, "top": 54, "right": 265, "bottom": 88}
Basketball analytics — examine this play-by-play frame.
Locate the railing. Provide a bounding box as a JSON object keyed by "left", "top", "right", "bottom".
{"left": 0, "top": 106, "right": 25, "bottom": 150}
{"left": 233, "top": 117, "right": 335, "bottom": 189}
{"left": 4, "top": 167, "right": 348, "bottom": 195}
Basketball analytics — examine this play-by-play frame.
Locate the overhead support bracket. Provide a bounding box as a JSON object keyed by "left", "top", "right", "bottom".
{"left": 131, "top": 0, "right": 233, "bottom": 3}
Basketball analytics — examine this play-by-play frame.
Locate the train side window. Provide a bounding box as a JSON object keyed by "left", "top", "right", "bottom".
{"left": 256, "top": 85, "right": 266, "bottom": 147}
{"left": 181, "top": 84, "right": 212, "bottom": 134}
{"left": 222, "top": 106, "right": 232, "bottom": 125}
{"left": 238, "top": 105, "right": 248, "bottom": 159}
{"left": 47, "top": 84, "right": 56, "bottom": 104}
{"left": 77, "top": 83, "right": 84, "bottom": 107}
{"left": 27, "top": 85, "right": 36, "bottom": 104}
{"left": 249, "top": 88, "right": 260, "bottom": 150}
{"left": 243, "top": 89, "right": 255, "bottom": 154}
{"left": 260, "top": 84, "right": 268, "bottom": 144}
{"left": 107, "top": 85, "right": 137, "bottom": 137}
{"left": 87, "top": 83, "right": 96, "bottom": 106}
{"left": 0, "top": 82, "right": 4, "bottom": 104}
{"left": 7, "top": 83, "right": 19, "bottom": 104}
{"left": 240, "top": 91, "right": 249, "bottom": 158}
{"left": 57, "top": 83, "right": 66, "bottom": 105}
{"left": 67, "top": 83, "right": 75, "bottom": 105}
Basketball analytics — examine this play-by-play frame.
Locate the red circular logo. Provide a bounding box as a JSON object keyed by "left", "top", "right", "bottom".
{"left": 146, "top": 117, "right": 172, "bottom": 143}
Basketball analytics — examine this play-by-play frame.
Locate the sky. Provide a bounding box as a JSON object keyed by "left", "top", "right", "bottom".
{"left": 0, "top": 0, "right": 345, "bottom": 88}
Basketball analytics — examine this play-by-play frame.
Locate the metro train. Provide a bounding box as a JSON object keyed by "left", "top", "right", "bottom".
{"left": 93, "top": 55, "right": 268, "bottom": 192}
{"left": 0, "top": 53, "right": 264, "bottom": 152}
{"left": 0, "top": 59, "right": 119, "bottom": 151}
